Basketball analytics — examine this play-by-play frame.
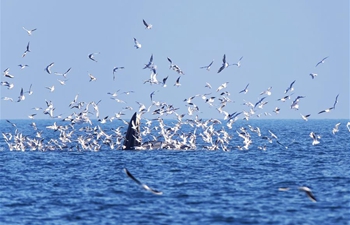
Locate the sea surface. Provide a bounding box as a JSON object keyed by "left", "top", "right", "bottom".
{"left": 0, "top": 119, "right": 349, "bottom": 224}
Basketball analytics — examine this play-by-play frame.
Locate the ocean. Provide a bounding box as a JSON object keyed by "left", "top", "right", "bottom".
{"left": 0, "top": 119, "right": 349, "bottom": 224}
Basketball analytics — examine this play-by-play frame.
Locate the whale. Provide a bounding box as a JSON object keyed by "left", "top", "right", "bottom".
{"left": 122, "top": 112, "right": 192, "bottom": 150}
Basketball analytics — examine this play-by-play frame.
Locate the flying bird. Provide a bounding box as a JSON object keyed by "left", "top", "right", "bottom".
{"left": 217, "top": 54, "right": 229, "bottom": 73}
{"left": 17, "top": 88, "right": 25, "bottom": 102}
{"left": 300, "top": 113, "right": 311, "bottom": 121}
{"left": 239, "top": 83, "right": 249, "bottom": 94}
{"left": 45, "top": 62, "right": 54, "bottom": 74}
{"left": 162, "top": 76, "right": 169, "bottom": 87}
{"left": 143, "top": 19, "right": 152, "bottom": 29}
{"left": 45, "top": 85, "right": 55, "bottom": 92}
{"left": 134, "top": 38, "right": 142, "bottom": 49}
{"left": 315, "top": 56, "right": 328, "bottom": 67}
{"left": 22, "top": 27, "right": 37, "bottom": 36}
{"left": 123, "top": 168, "right": 163, "bottom": 195}
{"left": 200, "top": 60, "right": 214, "bottom": 71}
{"left": 284, "top": 80, "right": 296, "bottom": 94}
{"left": 333, "top": 94, "right": 339, "bottom": 109}
{"left": 143, "top": 54, "right": 154, "bottom": 69}
{"left": 231, "top": 56, "right": 243, "bottom": 67}
{"left": 18, "top": 64, "right": 29, "bottom": 69}
{"left": 22, "top": 42, "right": 31, "bottom": 57}
{"left": 298, "top": 186, "right": 317, "bottom": 202}
{"left": 174, "top": 76, "right": 181, "bottom": 87}
{"left": 309, "top": 73, "right": 317, "bottom": 79}
{"left": 55, "top": 67, "right": 72, "bottom": 78}
{"left": 112, "top": 67, "right": 125, "bottom": 80}
{"left": 332, "top": 122, "right": 341, "bottom": 134}
{"left": 89, "top": 73, "right": 97, "bottom": 82}
{"left": 88, "top": 52, "right": 99, "bottom": 62}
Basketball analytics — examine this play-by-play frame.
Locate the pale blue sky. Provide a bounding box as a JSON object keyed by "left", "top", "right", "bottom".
{"left": 1, "top": 0, "right": 349, "bottom": 120}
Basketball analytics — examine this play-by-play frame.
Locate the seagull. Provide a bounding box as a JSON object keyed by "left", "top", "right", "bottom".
{"left": 284, "top": 80, "right": 296, "bottom": 94}
{"left": 298, "top": 186, "right": 317, "bottom": 202}
{"left": 1, "top": 81, "right": 14, "bottom": 89}
{"left": 318, "top": 107, "right": 333, "bottom": 114}
{"left": 315, "top": 56, "right": 328, "bottom": 67}
{"left": 22, "top": 42, "right": 31, "bottom": 57}
{"left": 89, "top": 73, "right": 97, "bottom": 82}
{"left": 123, "top": 168, "right": 163, "bottom": 195}
{"left": 142, "top": 19, "right": 152, "bottom": 29}
{"left": 22, "top": 27, "right": 37, "bottom": 36}
{"left": 3, "top": 68, "right": 14, "bottom": 78}
{"left": 200, "top": 60, "right": 214, "bottom": 71}
{"left": 18, "top": 64, "right": 29, "bottom": 69}
{"left": 332, "top": 123, "right": 341, "bottom": 134}
{"left": 279, "top": 186, "right": 317, "bottom": 202}
{"left": 260, "top": 87, "right": 272, "bottom": 96}
{"left": 26, "top": 84, "right": 33, "bottom": 95}
{"left": 88, "top": 52, "right": 99, "bottom": 62}
{"left": 134, "top": 38, "right": 142, "bottom": 49}
{"left": 150, "top": 91, "right": 156, "bottom": 101}
{"left": 57, "top": 79, "right": 68, "bottom": 85}
{"left": 17, "top": 88, "right": 25, "bottom": 102}
{"left": 333, "top": 94, "right": 339, "bottom": 109}
{"left": 217, "top": 54, "right": 229, "bottom": 73}
{"left": 46, "top": 85, "right": 55, "bottom": 92}
{"left": 112, "top": 66, "right": 125, "bottom": 80}
{"left": 216, "top": 82, "right": 229, "bottom": 92}
{"left": 239, "top": 83, "right": 249, "bottom": 94}
{"left": 300, "top": 113, "right": 311, "bottom": 121}
{"left": 143, "top": 54, "right": 154, "bottom": 69}
{"left": 205, "top": 82, "right": 212, "bottom": 89}
{"left": 309, "top": 73, "right": 317, "bottom": 79}
{"left": 55, "top": 67, "right": 72, "bottom": 78}
{"left": 174, "top": 76, "right": 181, "bottom": 87}
{"left": 309, "top": 132, "right": 320, "bottom": 145}
{"left": 231, "top": 56, "right": 243, "bottom": 67}
{"left": 45, "top": 62, "right": 54, "bottom": 74}
{"left": 162, "top": 76, "right": 169, "bottom": 87}
{"left": 2, "top": 97, "right": 13, "bottom": 102}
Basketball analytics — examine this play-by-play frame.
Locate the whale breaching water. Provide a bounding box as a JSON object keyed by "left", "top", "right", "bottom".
{"left": 122, "top": 112, "right": 141, "bottom": 150}
{"left": 122, "top": 112, "right": 193, "bottom": 150}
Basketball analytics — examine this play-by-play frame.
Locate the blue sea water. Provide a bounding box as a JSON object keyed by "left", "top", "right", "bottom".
{"left": 0, "top": 119, "right": 349, "bottom": 224}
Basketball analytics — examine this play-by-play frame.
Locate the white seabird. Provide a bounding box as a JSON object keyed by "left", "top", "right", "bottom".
{"left": 22, "top": 42, "right": 31, "bottom": 57}
{"left": 88, "top": 52, "right": 99, "bottom": 62}
{"left": 309, "top": 73, "right": 317, "bottom": 79}
{"left": 217, "top": 54, "right": 229, "bottom": 73}
{"left": 134, "top": 38, "right": 142, "bottom": 49}
{"left": 284, "top": 80, "right": 296, "bottom": 94}
{"left": 239, "top": 83, "right": 249, "bottom": 94}
{"left": 89, "top": 73, "right": 97, "bottom": 82}
{"left": 315, "top": 56, "right": 328, "bottom": 67}
{"left": 17, "top": 88, "right": 25, "bottom": 102}
{"left": 143, "top": 54, "right": 154, "bottom": 69}
{"left": 55, "top": 67, "right": 72, "bottom": 78}
{"left": 124, "top": 168, "right": 162, "bottom": 195}
{"left": 200, "top": 60, "right": 214, "bottom": 71}
{"left": 112, "top": 66, "right": 125, "bottom": 80}
{"left": 143, "top": 19, "right": 152, "bottom": 29}
{"left": 332, "top": 123, "right": 341, "bottom": 134}
{"left": 231, "top": 56, "right": 243, "bottom": 67}
{"left": 298, "top": 186, "right": 317, "bottom": 202}
{"left": 300, "top": 113, "right": 311, "bottom": 121}
{"left": 45, "top": 62, "right": 54, "bottom": 74}
{"left": 22, "top": 27, "right": 37, "bottom": 36}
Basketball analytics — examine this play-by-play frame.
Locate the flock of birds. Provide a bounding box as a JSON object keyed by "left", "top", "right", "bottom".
{"left": 1, "top": 21, "right": 349, "bottom": 203}
{"left": 1, "top": 21, "right": 349, "bottom": 153}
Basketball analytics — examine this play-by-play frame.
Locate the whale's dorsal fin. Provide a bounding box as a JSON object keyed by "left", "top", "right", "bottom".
{"left": 123, "top": 112, "right": 141, "bottom": 150}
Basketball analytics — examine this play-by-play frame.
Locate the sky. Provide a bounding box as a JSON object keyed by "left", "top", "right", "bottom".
{"left": 1, "top": 0, "right": 349, "bottom": 120}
